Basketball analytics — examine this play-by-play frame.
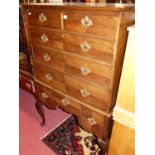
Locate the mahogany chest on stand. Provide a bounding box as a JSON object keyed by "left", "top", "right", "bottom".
{"left": 21, "top": 2, "right": 135, "bottom": 154}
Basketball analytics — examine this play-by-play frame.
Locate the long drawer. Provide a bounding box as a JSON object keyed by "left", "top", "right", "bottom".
{"left": 27, "top": 9, "right": 61, "bottom": 29}
{"left": 30, "top": 27, "right": 63, "bottom": 50}
{"left": 32, "top": 45, "right": 65, "bottom": 72}
{"left": 65, "top": 54, "right": 112, "bottom": 88}
{"left": 65, "top": 75, "right": 111, "bottom": 113}
{"left": 63, "top": 12, "right": 118, "bottom": 40}
{"left": 34, "top": 63, "right": 65, "bottom": 93}
{"left": 64, "top": 33, "right": 114, "bottom": 64}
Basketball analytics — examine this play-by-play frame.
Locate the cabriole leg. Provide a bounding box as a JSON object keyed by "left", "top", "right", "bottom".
{"left": 35, "top": 99, "right": 45, "bottom": 126}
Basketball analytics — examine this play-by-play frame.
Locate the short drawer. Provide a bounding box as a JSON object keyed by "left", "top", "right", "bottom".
{"left": 34, "top": 82, "right": 59, "bottom": 109}
{"left": 19, "top": 75, "right": 34, "bottom": 93}
{"left": 34, "top": 63, "right": 65, "bottom": 93}
{"left": 35, "top": 82, "right": 81, "bottom": 116}
{"left": 65, "top": 54, "right": 112, "bottom": 89}
{"left": 65, "top": 75, "right": 111, "bottom": 113}
{"left": 58, "top": 97, "right": 81, "bottom": 117}
{"left": 64, "top": 33, "right": 114, "bottom": 64}
{"left": 30, "top": 27, "right": 63, "bottom": 50}
{"left": 32, "top": 45, "right": 65, "bottom": 72}
{"left": 63, "top": 13, "right": 118, "bottom": 40}
{"left": 77, "top": 105, "right": 113, "bottom": 141}
{"left": 27, "top": 10, "right": 61, "bottom": 29}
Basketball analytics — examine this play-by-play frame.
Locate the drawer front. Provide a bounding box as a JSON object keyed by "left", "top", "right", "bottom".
{"left": 63, "top": 13, "right": 118, "bottom": 40}
{"left": 59, "top": 97, "right": 81, "bottom": 117}
{"left": 64, "top": 33, "right": 114, "bottom": 64}
{"left": 19, "top": 75, "right": 34, "bottom": 93}
{"left": 27, "top": 10, "right": 61, "bottom": 29}
{"left": 77, "top": 106, "right": 113, "bottom": 141}
{"left": 35, "top": 82, "right": 81, "bottom": 116}
{"left": 65, "top": 75, "right": 111, "bottom": 112}
{"left": 35, "top": 82, "right": 59, "bottom": 109}
{"left": 65, "top": 54, "right": 112, "bottom": 88}
{"left": 30, "top": 28, "right": 63, "bottom": 50}
{"left": 34, "top": 63, "right": 65, "bottom": 93}
{"left": 32, "top": 45, "right": 65, "bottom": 72}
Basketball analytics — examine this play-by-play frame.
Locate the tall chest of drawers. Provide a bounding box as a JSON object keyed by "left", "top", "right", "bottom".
{"left": 22, "top": 2, "right": 135, "bottom": 152}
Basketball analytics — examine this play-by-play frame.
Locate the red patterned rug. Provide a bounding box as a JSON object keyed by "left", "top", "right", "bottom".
{"left": 41, "top": 115, "right": 102, "bottom": 155}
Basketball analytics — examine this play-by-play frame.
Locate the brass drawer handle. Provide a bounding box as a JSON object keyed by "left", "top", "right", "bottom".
{"left": 43, "top": 53, "right": 51, "bottom": 61}
{"left": 41, "top": 34, "right": 48, "bottom": 42}
{"left": 38, "top": 13, "right": 47, "bottom": 23}
{"left": 80, "top": 88, "right": 90, "bottom": 97}
{"left": 28, "top": 12, "right": 31, "bottom": 15}
{"left": 45, "top": 73, "right": 53, "bottom": 81}
{"left": 81, "top": 16, "right": 93, "bottom": 29}
{"left": 88, "top": 118, "right": 96, "bottom": 126}
{"left": 80, "top": 66, "right": 91, "bottom": 76}
{"left": 62, "top": 98, "right": 70, "bottom": 106}
{"left": 80, "top": 41, "right": 91, "bottom": 53}
{"left": 63, "top": 15, "right": 67, "bottom": 20}
{"left": 41, "top": 92, "right": 48, "bottom": 99}
{"left": 26, "top": 83, "right": 31, "bottom": 89}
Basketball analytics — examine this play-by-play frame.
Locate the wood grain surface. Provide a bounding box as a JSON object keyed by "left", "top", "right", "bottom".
{"left": 21, "top": 3, "right": 135, "bottom": 149}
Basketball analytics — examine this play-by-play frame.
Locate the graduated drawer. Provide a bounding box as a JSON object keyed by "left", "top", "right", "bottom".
{"left": 63, "top": 13, "right": 118, "bottom": 40}
{"left": 34, "top": 63, "right": 65, "bottom": 93}
{"left": 35, "top": 82, "right": 81, "bottom": 116}
{"left": 30, "top": 27, "right": 63, "bottom": 50}
{"left": 64, "top": 33, "right": 114, "bottom": 64}
{"left": 65, "top": 75, "right": 111, "bottom": 113}
{"left": 78, "top": 105, "right": 112, "bottom": 141}
{"left": 27, "top": 10, "right": 61, "bottom": 29}
{"left": 65, "top": 54, "right": 112, "bottom": 89}
{"left": 32, "top": 45, "right": 65, "bottom": 72}
{"left": 19, "top": 75, "right": 34, "bottom": 93}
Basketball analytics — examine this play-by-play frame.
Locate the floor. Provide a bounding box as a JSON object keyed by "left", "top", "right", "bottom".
{"left": 19, "top": 88, "right": 70, "bottom": 155}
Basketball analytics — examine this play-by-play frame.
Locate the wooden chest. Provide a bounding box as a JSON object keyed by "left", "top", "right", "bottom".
{"left": 21, "top": 2, "right": 135, "bottom": 152}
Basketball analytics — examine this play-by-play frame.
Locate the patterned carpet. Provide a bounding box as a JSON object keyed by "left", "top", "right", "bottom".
{"left": 41, "top": 115, "right": 101, "bottom": 155}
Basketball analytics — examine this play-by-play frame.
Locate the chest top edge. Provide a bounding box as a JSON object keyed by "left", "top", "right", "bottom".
{"left": 21, "top": 2, "right": 135, "bottom": 13}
